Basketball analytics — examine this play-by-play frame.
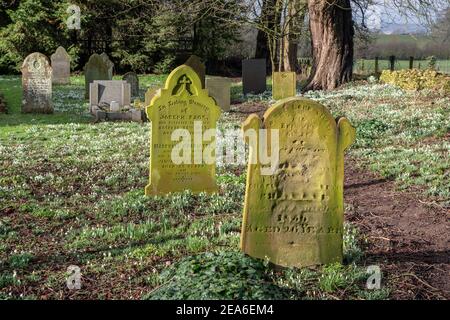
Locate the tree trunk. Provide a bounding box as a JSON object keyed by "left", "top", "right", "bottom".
{"left": 255, "top": 0, "right": 278, "bottom": 72}
{"left": 282, "top": 1, "right": 304, "bottom": 73}
{"left": 305, "top": 0, "right": 354, "bottom": 91}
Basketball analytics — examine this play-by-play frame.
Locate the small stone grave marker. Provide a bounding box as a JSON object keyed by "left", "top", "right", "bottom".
{"left": 89, "top": 80, "right": 131, "bottom": 112}
{"left": 272, "top": 72, "right": 296, "bottom": 100}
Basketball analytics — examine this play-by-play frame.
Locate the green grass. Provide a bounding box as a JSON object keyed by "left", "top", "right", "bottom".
{"left": 354, "top": 59, "right": 450, "bottom": 74}
{"left": 0, "top": 73, "right": 447, "bottom": 299}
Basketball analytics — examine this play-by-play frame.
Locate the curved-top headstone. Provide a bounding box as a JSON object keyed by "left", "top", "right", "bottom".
{"left": 84, "top": 53, "right": 111, "bottom": 99}
{"left": 100, "top": 53, "right": 114, "bottom": 79}
{"left": 21, "top": 52, "right": 53, "bottom": 113}
{"left": 240, "top": 97, "right": 356, "bottom": 267}
{"left": 184, "top": 55, "right": 206, "bottom": 89}
{"left": 145, "top": 65, "right": 221, "bottom": 196}
{"left": 51, "top": 46, "right": 71, "bottom": 85}
{"left": 123, "top": 72, "right": 139, "bottom": 97}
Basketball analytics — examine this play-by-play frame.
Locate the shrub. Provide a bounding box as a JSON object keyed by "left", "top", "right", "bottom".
{"left": 380, "top": 69, "right": 450, "bottom": 93}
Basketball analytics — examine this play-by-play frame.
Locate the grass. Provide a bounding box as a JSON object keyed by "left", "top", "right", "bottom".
{"left": 0, "top": 73, "right": 448, "bottom": 299}
{"left": 354, "top": 59, "right": 450, "bottom": 74}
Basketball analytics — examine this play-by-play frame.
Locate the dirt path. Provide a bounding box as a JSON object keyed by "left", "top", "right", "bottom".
{"left": 345, "top": 158, "right": 450, "bottom": 299}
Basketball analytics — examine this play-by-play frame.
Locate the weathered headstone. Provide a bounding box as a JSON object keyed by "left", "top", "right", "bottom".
{"left": 21, "top": 52, "right": 53, "bottom": 113}
{"left": 123, "top": 72, "right": 139, "bottom": 97}
{"left": 89, "top": 80, "right": 131, "bottom": 112}
{"left": 184, "top": 55, "right": 206, "bottom": 88}
{"left": 240, "top": 97, "right": 356, "bottom": 267}
{"left": 206, "top": 76, "right": 231, "bottom": 112}
{"left": 145, "top": 65, "right": 221, "bottom": 196}
{"left": 84, "top": 53, "right": 111, "bottom": 99}
{"left": 144, "top": 87, "right": 160, "bottom": 107}
{"left": 100, "top": 53, "right": 114, "bottom": 79}
{"left": 242, "top": 59, "right": 266, "bottom": 94}
{"left": 272, "top": 72, "right": 296, "bottom": 100}
{"left": 51, "top": 46, "right": 71, "bottom": 85}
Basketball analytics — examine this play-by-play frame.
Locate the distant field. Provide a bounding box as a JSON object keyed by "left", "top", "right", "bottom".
{"left": 374, "top": 34, "right": 432, "bottom": 48}
{"left": 354, "top": 59, "right": 450, "bottom": 74}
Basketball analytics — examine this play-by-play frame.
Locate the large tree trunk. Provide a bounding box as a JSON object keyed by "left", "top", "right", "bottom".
{"left": 305, "top": 0, "right": 354, "bottom": 91}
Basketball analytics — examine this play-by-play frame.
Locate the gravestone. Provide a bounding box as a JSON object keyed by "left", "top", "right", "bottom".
{"left": 89, "top": 80, "right": 131, "bottom": 112}
{"left": 123, "top": 72, "right": 139, "bottom": 97}
{"left": 21, "top": 52, "right": 53, "bottom": 113}
{"left": 242, "top": 59, "right": 267, "bottom": 94}
{"left": 84, "top": 53, "right": 111, "bottom": 99}
{"left": 206, "top": 76, "right": 231, "bottom": 112}
{"left": 272, "top": 72, "right": 296, "bottom": 100}
{"left": 145, "top": 65, "right": 221, "bottom": 196}
{"left": 100, "top": 53, "right": 114, "bottom": 79}
{"left": 144, "top": 87, "right": 160, "bottom": 107}
{"left": 240, "top": 97, "right": 356, "bottom": 267}
{"left": 51, "top": 46, "right": 71, "bottom": 85}
{"left": 184, "top": 55, "right": 206, "bottom": 88}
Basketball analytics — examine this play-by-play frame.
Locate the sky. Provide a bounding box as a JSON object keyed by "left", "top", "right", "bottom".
{"left": 363, "top": 1, "right": 447, "bottom": 34}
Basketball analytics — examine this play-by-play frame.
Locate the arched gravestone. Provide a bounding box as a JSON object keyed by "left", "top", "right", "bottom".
{"left": 100, "top": 53, "right": 114, "bottom": 79}
{"left": 240, "top": 97, "right": 356, "bottom": 267}
{"left": 123, "top": 72, "right": 139, "bottom": 97}
{"left": 84, "top": 53, "right": 111, "bottom": 99}
{"left": 184, "top": 55, "right": 206, "bottom": 89}
{"left": 51, "top": 46, "right": 71, "bottom": 85}
{"left": 144, "top": 87, "right": 160, "bottom": 107}
{"left": 145, "top": 65, "right": 221, "bottom": 196}
{"left": 21, "top": 52, "right": 53, "bottom": 113}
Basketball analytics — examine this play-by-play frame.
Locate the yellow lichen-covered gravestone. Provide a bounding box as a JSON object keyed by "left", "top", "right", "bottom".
{"left": 272, "top": 72, "right": 296, "bottom": 100}
{"left": 145, "top": 65, "right": 221, "bottom": 196}
{"left": 240, "top": 97, "right": 356, "bottom": 267}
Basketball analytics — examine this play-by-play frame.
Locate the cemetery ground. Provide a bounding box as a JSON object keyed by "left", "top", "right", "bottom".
{"left": 0, "top": 75, "right": 449, "bottom": 300}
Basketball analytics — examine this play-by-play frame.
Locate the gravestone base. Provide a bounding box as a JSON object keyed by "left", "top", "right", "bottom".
{"left": 93, "top": 108, "right": 146, "bottom": 123}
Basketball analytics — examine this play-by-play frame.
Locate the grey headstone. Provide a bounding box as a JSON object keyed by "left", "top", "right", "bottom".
{"left": 242, "top": 59, "right": 267, "bottom": 94}
{"left": 100, "top": 53, "right": 114, "bottom": 79}
{"left": 89, "top": 80, "right": 131, "bottom": 113}
{"left": 184, "top": 55, "right": 206, "bottom": 88}
{"left": 206, "top": 76, "right": 231, "bottom": 112}
{"left": 84, "top": 54, "right": 111, "bottom": 99}
{"left": 51, "top": 46, "right": 70, "bottom": 85}
{"left": 123, "top": 72, "right": 139, "bottom": 97}
{"left": 21, "top": 52, "right": 53, "bottom": 113}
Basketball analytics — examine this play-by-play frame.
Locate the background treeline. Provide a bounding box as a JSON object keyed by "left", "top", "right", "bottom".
{"left": 0, "top": 0, "right": 244, "bottom": 75}
{"left": 1, "top": 0, "right": 449, "bottom": 75}
{"left": 355, "top": 34, "right": 450, "bottom": 60}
